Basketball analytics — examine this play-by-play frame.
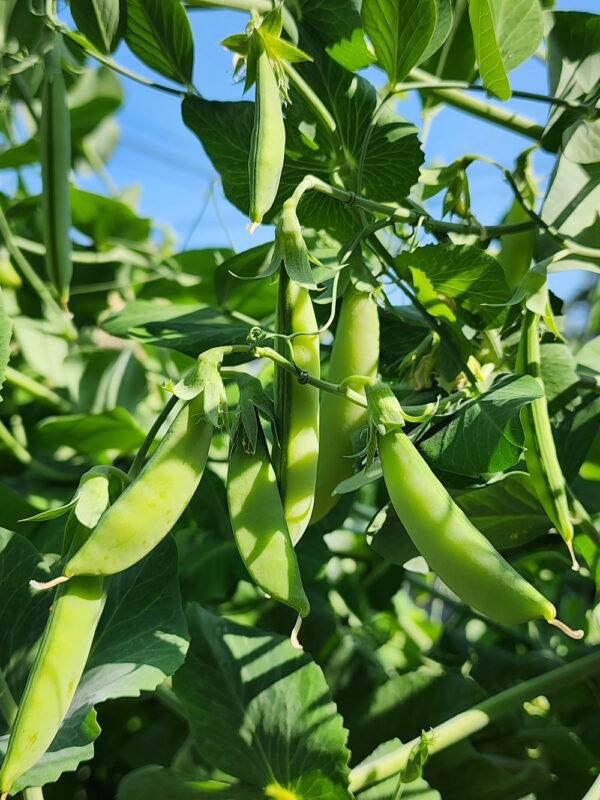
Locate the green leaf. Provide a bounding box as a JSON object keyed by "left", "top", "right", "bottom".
{"left": 419, "top": 374, "right": 544, "bottom": 476}
{"left": 419, "top": 0, "right": 453, "bottom": 64}
{"left": 37, "top": 407, "right": 146, "bottom": 456}
{"left": 361, "top": 0, "right": 437, "bottom": 84}
{"left": 539, "top": 342, "right": 580, "bottom": 412}
{"left": 541, "top": 156, "right": 600, "bottom": 249}
{"left": 7, "top": 535, "right": 189, "bottom": 791}
{"left": 394, "top": 243, "right": 511, "bottom": 328}
{"left": 118, "top": 767, "right": 259, "bottom": 799}
{"left": 70, "top": 0, "right": 125, "bottom": 53}
{"left": 70, "top": 187, "right": 151, "bottom": 246}
{"left": 125, "top": 0, "right": 194, "bottom": 85}
{"left": 172, "top": 605, "right": 352, "bottom": 798}
{"left": 296, "top": 0, "right": 375, "bottom": 71}
{"left": 102, "top": 301, "right": 252, "bottom": 359}
{"left": 0, "top": 287, "right": 11, "bottom": 402}
{"left": 468, "top": 0, "right": 510, "bottom": 100}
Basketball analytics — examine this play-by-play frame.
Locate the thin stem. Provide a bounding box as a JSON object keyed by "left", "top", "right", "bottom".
{"left": 349, "top": 649, "right": 600, "bottom": 792}
{"left": 0, "top": 206, "right": 75, "bottom": 337}
{"left": 13, "top": 236, "right": 150, "bottom": 267}
{"left": 284, "top": 63, "right": 338, "bottom": 138}
{"left": 407, "top": 68, "right": 545, "bottom": 141}
{"left": 128, "top": 395, "right": 179, "bottom": 479}
{"left": 4, "top": 366, "right": 72, "bottom": 412}
{"left": 184, "top": 0, "right": 299, "bottom": 43}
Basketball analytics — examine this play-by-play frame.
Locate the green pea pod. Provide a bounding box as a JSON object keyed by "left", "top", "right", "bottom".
{"left": 227, "top": 416, "right": 309, "bottom": 619}
{"left": 311, "top": 282, "right": 379, "bottom": 523}
{"left": 0, "top": 510, "right": 109, "bottom": 797}
{"left": 248, "top": 35, "right": 285, "bottom": 227}
{"left": 35, "top": 395, "right": 212, "bottom": 586}
{"left": 516, "top": 310, "right": 578, "bottom": 571}
{"left": 273, "top": 268, "right": 320, "bottom": 545}
{"left": 368, "top": 382, "right": 582, "bottom": 638}
{"left": 41, "top": 42, "right": 72, "bottom": 308}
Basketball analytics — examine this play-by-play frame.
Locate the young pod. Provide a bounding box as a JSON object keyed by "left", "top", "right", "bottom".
{"left": 248, "top": 36, "right": 285, "bottom": 227}
{"left": 516, "top": 310, "right": 578, "bottom": 570}
{"left": 227, "top": 416, "right": 309, "bottom": 618}
{"left": 39, "top": 395, "right": 212, "bottom": 586}
{"left": 273, "top": 269, "right": 320, "bottom": 545}
{"left": 40, "top": 43, "right": 72, "bottom": 308}
{"left": 311, "top": 282, "right": 379, "bottom": 523}
{"left": 368, "top": 382, "right": 582, "bottom": 637}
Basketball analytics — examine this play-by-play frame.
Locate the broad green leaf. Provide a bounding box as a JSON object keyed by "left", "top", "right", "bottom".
{"left": 70, "top": 0, "right": 125, "bottom": 53}
{"left": 555, "top": 394, "right": 600, "bottom": 482}
{"left": 5, "top": 536, "right": 189, "bottom": 791}
{"left": 70, "top": 187, "right": 151, "bottom": 246}
{"left": 0, "top": 482, "right": 37, "bottom": 530}
{"left": 394, "top": 243, "right": 511, "bottom": 328}
{"left": 541, "top": 157, "right": 600, "bottom": 248}
{"left": 0, "top": 287, "right": 11, "bottom": 402}
{"left": 37, "top": 407, "right": 146, "bottom": 455}
{"left": 539, "top": 342, "right": 579, "bottom": 412}
{"left": 361, "top": 0, "right": 437, "bottom": 84}
{"left": 125, "top": 0, "right": 194, "bottom": 85}
{"left": 577, "top": 336, "right": 600, "bottom": 373}
{"left": 63, "top": 347, "right": 147, "bottom": 415}
{"left": 469, "top": 0, "right": 510, "bottom": 100}
{"left": 297, "top": 0, "right": 375, "bottom": 71}
{"left": 102, "top": 301, "right": 252, "bottom": 358}
{"left": 419, "top": 374, "right": 544, "bottom": 476}
{"left": 12, "top": 317, "right": 70, "bottom": 385}
{"left": 173, "top": 605, "right": 352, "bottom": 798}
{"left": 118, "top": 767, "right": 259, "bottom": 799}
{"left": 138, "top": 248, "right": 233, "bottom": 307}
{"left": 419, "top": 0, "right": 453, "bottom": 64}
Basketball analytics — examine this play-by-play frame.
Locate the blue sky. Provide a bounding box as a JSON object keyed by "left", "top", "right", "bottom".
{"left": 64, "top": 1, "right": 597, "bottom": 303}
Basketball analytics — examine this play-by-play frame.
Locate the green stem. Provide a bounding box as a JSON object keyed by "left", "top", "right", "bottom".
{"left": 356, "top": 90, "right": 394, "bottom": 227}
{"left": 4, "top": 366, "right": 72, "bottom": 412}
{"left": 0, "top": 206, "right": 75, "bottom": 338}
{"left": 184, "top": 0, "right": 299, "bottom": 43}
{"left": 128, "top": 395, "right": 179, "bottom": 479}
{"left": 0, "top": 669, "right": 18, "bottom": 728}
{"left": 349, "top": 650, "right": 600, "bottom": 793}
{"left": 407, "top": 68, "right": 545, "bottom": 141}
{"left": 23, "top": 788, "right": 45, "bottom": 800}
{"left": 284, "top": 63, "right": 338, "bottom": 138}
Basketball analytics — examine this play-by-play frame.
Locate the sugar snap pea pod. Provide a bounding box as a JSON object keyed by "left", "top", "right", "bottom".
{"left": 311, "top": 282, "right": 379, "bottom": 523}
{"left": 248, "top": 34, "right": 285, "bottom": 228}
{"left": 34, "top": 395, "right": 212, "bottom": 587}
{"left": 41, "top": 42, "right": 72, "bottom": 308}
{"left": 516, "top": 310, "right": 578, "bottom": 571}
{"left": 227, "top": 414, "right": 309, "bottom": 620}
{"left": 0, "top": 520, "right": 107, "bottom": 798}
{"left": 368, "top": 382, "right": 582, "bottom": 637}
{"left": 273, "top": 268, "right": 320, "bottom": 545}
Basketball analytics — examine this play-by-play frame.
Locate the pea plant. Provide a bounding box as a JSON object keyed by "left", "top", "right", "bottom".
{"left": 0, "top": 0, "right": 599, "bottom": 798}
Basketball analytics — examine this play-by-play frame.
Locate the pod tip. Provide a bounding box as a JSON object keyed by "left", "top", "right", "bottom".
{"left": 246, "top": 220, "right": 260, "bottom": 234}
{"left": 30, "top": 575, "right": 69, "bottom": 591}
{"left": 290, "top": 613, "right": 303, "bottom": 650}
{"left": 2, "top": 790, "right": 8, "bottom": 800}
{"left": 548, "top": 617, "right": 584, "bottom": 640}
{"left": 567, "top": 540, "right": 580, "bottom": 572}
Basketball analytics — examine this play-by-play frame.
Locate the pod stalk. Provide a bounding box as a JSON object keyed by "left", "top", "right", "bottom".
{"left": 548, "top": 618, "right": 584, "bottom": 640}
{"left": 29, "top": 575, "right": 69, "bottom": 591}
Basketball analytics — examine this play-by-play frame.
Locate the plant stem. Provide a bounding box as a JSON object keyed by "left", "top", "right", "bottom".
{"left": 406, "top": 68, "right": 545, "bottom": 141}
{"left": 185, "top": 0, "right": 299, "bottom": 43}
{"left": 349, "top": 649, "right": 600, "bottom": 792}
{"left": 284, "top": 63, "right": 338, "bottom": 138}
{"left": 128, "top": 395, "right": 179, "bottom": 479}
{"left": 14, "top": 236, "right": 150, "bottom": 267}
{"left": 3, "top": 366, "right": 72, "bottom": 413}
{"left": 0, "top": 206, "right": 75, "bottom": 338}
{"left": 23, "top": 789, "right": 44, "bottom": 800}
{"left": 356, "top": 90, "right": 394, "bottom": 227}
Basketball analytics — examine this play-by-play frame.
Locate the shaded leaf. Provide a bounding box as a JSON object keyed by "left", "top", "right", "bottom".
{"left": 125, "top": 0, "right": 194, "bottom": 85}
{"left": 37, "top": 407, "right": 146, "bottom": 456}
{"left": 71, "top": 0, "right": 125, "bottom": 53}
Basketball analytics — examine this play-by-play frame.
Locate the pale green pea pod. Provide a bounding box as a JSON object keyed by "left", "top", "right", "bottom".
{"left": 368, "top": 382, "right": 582, "bottom": 638}
{"left": 227, "top": 417, "right": 309, "bottom": 622}
{"left": 311, "top": 282, "right": 379, "bottom": 523}
{"left": 248, "top": 35, "right": 285, "bottom": 228}
{"left": 41, "top": 42, "right": 72, "bottom": 308}
{"left": 34, "top": 394, "right": 212, "bottom": 586}
{"left": 273, "top": 269, "right": 320, "bottom": 545}
{"left": 516, "top": 310, "right": 578, "bottom": 571}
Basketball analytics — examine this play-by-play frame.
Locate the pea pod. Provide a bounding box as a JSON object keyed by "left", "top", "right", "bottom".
{"left": 311, "top": 282, "right": 379, "bottom": 523}
{"left": 248, "top": 34, "right": 285, "bottom": 227}
{"left": 368, "top": 382, "right": 582, "bottom": 637}
{"left": 0, "top": 517, "right": 107, "bottom": 797}
{"left": 516, "top": 310, "right": 578, "bottom": 570}
{"left": 40, "top": 42, "right": 72, "bottom": 308}
{"left": 227, "top": 413, "right": 309, "bottom": 619}
{"left": 36, "top": 395, "right": 212, "bottom": 587}
{"left": 273, "top": 268, "right": 320, "bottom": 545}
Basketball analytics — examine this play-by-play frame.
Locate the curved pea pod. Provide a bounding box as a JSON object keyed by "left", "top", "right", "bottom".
{"left": 273, "top": 268, "right": 320, "bottom": 545}
{"left": 40, "top": 43, "right": 72, "bottom": 308}
{"left": 227, "top": 419, "right": 309, "bottom": 619}
{"left": 516, "top": 310, "right": 578, "bottom": 571}
{"left": 248, "top": 36, "right": 285, "bottom": 227}
{"left": 368, "top": 382, "right": 582, "bottom": 637}
{"left": 311, "top": 282, "right": 379, "bottom": 523}
{"left": 47, "top": 395, "right": 212, "bottom": 582}
{"left": 0, "top": 526, "right": 106, "bottom": 796}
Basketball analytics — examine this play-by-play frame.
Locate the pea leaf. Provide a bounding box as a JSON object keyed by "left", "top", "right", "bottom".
{"left": 70, "top": 0, "right": 125, "bottom": 54}
{"left": 37, "top": 407, "right": 146, "bottom": 456}
{"left": 419, "top": 374, "right": 544, "bottom": 476}
{"left": 172, "top": 605, "right": 352, "bottom": 798}
{"left": 70, "top": 187, "right": 151, "bottom": 246}
{"left": 3, "top": 536, "right": 189, "bottom": 792}
{"left": 419, "top": 0, "right": 453, "bottom": 64}
{"left": 297, "top": 0, "right": 375, "bottom": 71}
{"left": 125, "top": 0, "right": 194, "bottom": 85}
{"left": 361, "top": 0, "right": 437, "bottom": 84}
{"left": 118, "top": 767, "right": 259, "bottom": 799}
